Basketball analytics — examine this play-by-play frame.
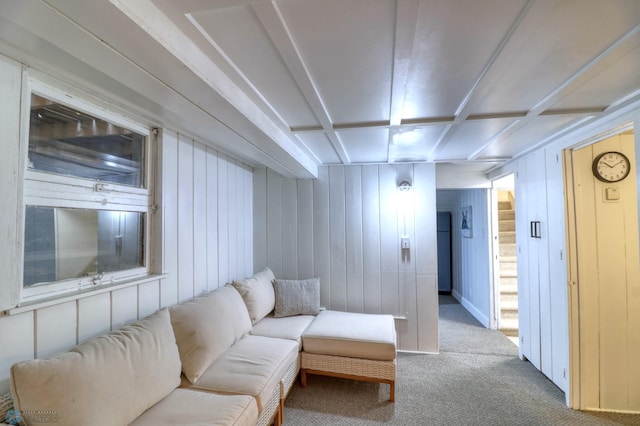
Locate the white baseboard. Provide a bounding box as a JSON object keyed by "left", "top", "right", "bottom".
{"left": 451, "top": 290, "right": 490, "bottom": 328}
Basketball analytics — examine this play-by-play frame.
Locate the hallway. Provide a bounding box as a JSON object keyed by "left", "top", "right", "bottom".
{"left": 437, "top": 295, "right": 640, "bottom": 425}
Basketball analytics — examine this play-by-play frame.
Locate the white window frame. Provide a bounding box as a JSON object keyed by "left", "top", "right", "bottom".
{"left": 19, "top": 78, "right": 154, "bottom": 302}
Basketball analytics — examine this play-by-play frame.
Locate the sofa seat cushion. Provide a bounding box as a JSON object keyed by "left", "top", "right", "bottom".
{"left": 10, "top": 309, "right": 181, "bottom": 426}
{"left": 188, "top": 335, "right": 298, "bottom": 412}
{"left": 170, "top": 286, "right": 252, "bottom": 384}
{"left": 251, "top": 314, "right": 316, "bottom": 350}
{"left": 130, "top": 388, "right": 258, "bottom": 426}
{"left": 302, "top": 310, "right": 397, "bottom": 361}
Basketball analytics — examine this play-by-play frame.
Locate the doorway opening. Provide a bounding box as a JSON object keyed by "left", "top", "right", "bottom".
{"left": 492, "top": 175, "right": 518, "bottom": 346}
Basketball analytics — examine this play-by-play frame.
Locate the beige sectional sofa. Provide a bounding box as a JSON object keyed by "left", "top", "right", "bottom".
{"left": 5, "top": 268, "right": 397, "bottom": 426}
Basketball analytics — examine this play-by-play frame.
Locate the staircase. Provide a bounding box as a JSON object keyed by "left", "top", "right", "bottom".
{"left": 497, "top": 193, "right": 518, "bottom": 343}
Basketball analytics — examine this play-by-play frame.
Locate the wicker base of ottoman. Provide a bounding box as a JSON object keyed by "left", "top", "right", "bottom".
{"left": 300, "top": 352, "right": 396, "bottom": 402}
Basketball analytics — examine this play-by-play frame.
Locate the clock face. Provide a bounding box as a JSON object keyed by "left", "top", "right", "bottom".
{"left": 592, "top": 151, "right": 631, "bottom": 183}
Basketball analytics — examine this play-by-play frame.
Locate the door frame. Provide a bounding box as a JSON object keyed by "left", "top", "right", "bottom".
{"left": 563, "top": 123, "right": 636, "bottom": 410}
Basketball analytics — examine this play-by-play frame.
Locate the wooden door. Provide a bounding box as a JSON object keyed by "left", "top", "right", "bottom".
{"left": 567, "top": 133, "right": 640, "bottom": 411}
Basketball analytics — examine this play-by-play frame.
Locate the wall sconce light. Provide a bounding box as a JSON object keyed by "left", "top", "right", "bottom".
{"left": 398, "top": 180, "right": 412, "bottom": 192}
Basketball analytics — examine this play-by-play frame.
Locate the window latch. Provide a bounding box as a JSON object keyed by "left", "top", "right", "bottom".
{"left": 91, "top": 273, "right": 103, "bottom": 286}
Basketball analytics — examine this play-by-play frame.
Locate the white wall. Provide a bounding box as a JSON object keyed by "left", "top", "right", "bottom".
{"left": 0, "top": 53, "right": 254, "bottom": 394}
{"left": 436, "top": 189, "right": 492, "bottom": 327}
{"left": 254, "top": 164, "right": 439, "bottom": 352}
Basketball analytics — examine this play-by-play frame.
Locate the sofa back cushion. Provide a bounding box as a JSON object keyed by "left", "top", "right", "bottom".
{"left": 170, "top": 286, "right": 252, "bottom": 383}
{"left": 231, "top": 267, "right": 276, "bottom": 324}
{"left": 10, "top": 308, "right": 181, "bottom": 426}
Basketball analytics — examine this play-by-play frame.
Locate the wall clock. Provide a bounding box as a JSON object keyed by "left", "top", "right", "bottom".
{"left": 592, "top": 151, "right": 631, "bottom": 183}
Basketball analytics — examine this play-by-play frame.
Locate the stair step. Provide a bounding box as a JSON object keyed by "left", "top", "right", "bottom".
{"left": 500, "top": 283, "right": 518, "bottom": 294}
{"left": 498, "top": 201, "right": 512, "bottom": 210}
{"left": 500, "top": 327, "right": 519, "bottom": 337}
{"left": 500, "top": 294, "right": 518, "bottom": 303}
{"left": 498, "top": 210, "right": 515, "bottom": 221}
{"left": 499, "top": 318, "right": 519, "bottom": 332}
{"left": 499, "top": 231, "right": 516, "bottom": 244}
{"left": 500, "top": 261, "right": 517, "bottom": 272}
{"left": 501, "top": 309, "right": 519, "bottom": 320}
{"left": 500, "top": 244, "right": 517, "bottom": 256}
{"left": 500, "top": 300, "right": 518, "bottom": 310}
{"left": 498, "top": 220, "right": 515, "bottom": 232}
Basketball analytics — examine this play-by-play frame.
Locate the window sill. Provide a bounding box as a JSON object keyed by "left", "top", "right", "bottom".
{"left": 4, "top": 273, "right": 168, "bottom": 316}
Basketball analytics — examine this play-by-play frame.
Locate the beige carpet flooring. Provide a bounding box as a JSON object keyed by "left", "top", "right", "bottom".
{"left": 282, "top": 297, "right": 640, "bottom": 425}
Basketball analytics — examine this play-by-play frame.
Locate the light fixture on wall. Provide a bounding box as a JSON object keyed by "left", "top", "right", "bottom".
{"left": 398, "top": 180, "right": 412, "bottom": 192}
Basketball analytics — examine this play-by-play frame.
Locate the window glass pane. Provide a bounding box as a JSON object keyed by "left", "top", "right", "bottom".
{"left": 29, "top": 94, "right": 145, "bottom": 187}
{"left": 23, "top": 206, "right": 145, "bottom": 287}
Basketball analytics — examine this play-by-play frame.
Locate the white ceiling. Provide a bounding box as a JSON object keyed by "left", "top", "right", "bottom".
{"left": 0, "top": 0, "right": 639, "bottom": 179}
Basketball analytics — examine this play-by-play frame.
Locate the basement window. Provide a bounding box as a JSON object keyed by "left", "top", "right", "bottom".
{"left": 21, "top": 84, "right": 152, "bottom": 301}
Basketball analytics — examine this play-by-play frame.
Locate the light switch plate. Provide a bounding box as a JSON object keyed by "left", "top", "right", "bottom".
{"left": 401, "top": 236, "right": 410, "bottom": 249}
{"left": 604, "top": 186, "right": 621, "bottom": 202}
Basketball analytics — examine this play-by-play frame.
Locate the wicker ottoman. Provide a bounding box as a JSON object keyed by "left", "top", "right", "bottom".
{"left": 300, "top": 310, "right": 397, "bottom": 401}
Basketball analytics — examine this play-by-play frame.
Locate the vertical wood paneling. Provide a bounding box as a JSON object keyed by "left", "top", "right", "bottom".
{"left": 0, "top": 56, "right": 23, "bottom": 310}
{"left": 297, "top": 179, "right": 314, "bottom": 279}
{"left": 177, "top": 136, "right": 195, "bottom": 302}
{"left": 525, "top": 153, "right": 544, "bottom": 370}
{"left": 414, "top": 163, "right": 438, "bottom": 352}
{"left": 571, "top": 143, "right": 603, "bottom": 408}
{"left": 314, "top": 167, "right": 331, "bottom": 308}
{"left": 0, "top": 312, "right": 34, "bottom": 394}
{"left": 78, "top": 293, "right": 111, "bottom": 343}
{"left": 237, "top": 163, "right": 246, "bottom": 278}
{"left": 416, "top": 164, "right": 438, "bottom": 276}
{"left": 570, "top": 134, "right": 640, "bottom": 411}
{"left": 515, "top": 160, "right": 530, "bottom": 360}
{"left": 111, "top": 286, "right": 138, "bottom": 330}
{"left": 206, "top": 148, "right": 220, "bottom": 289}
{"left": 193, "top": 142, "right": 208, "bottom": 297}
{"left": 417, "top": 275, "right": 438, "bottom": 352}
{"left": 218, "top": 155, "right": 230, "bottom": 284}
{"left": 329, "top": 167, "right": 347, "bottom": 311}
{"left": 454, "top": 189, "right": 491, "bottom": 328}
{"left": 244, "top": 165, "right": 253, "bottom": 277}
{"left": 253, "top": 167, "right": 268, "bottom": 272}
{"left": 138, "top": 280, "right": 160, "bottom": 319}
{"left": 255, "top": 163, "right": 439, "bottom": 351}
{"left": 266, "top": 169, "right": 283, "bottom": 278}
{"left": 379, "top": 165, "right": 400, "bottom": 315}
{"left": 282, "top": 178, "right": 298, "bottom": 279}
{"left": 396, "top": 163, "right": 414, "bottom": 349}
{"left": 160, "top": 131, "right": 179, "bottom": 308}
{"left": 545, "top": 144, "right": 569, "bottom": 392}
{"left": 346, "top": 167, "right": 364, "bottom": 312}
{"left": 227, "top": 160, "right": 239, "bottom": 279}
{"left": 36, "top": 302, "right": 76, "bottom": 359}
{"left": 362, "top": 165, "right": 381, "bottom": 313}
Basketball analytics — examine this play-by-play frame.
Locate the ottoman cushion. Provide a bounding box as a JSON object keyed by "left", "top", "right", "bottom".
{"left": 302, "top": 310, "right": 396, "bottom": 361}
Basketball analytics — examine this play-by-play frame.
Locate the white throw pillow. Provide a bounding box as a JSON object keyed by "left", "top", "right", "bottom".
{"left": 273, "top": 278, "right": 320, "bottom": 317}
{"left": 231, "top": 267, "right": 276, "bottom": 323}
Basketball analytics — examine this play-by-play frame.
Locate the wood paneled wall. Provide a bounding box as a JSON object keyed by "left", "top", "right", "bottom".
{"left": 436, "top": 189, "right": 492, "bottom": 327}
{"left": 254, "top": 164, "right": 439, "bottom": 352}
{"left": 0, "top": 79, "right": 254, "bottom": 393}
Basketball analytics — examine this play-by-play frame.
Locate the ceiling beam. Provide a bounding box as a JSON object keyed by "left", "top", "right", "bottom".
{"left": 251, "top": 1, "right": 351, "bottom": 165}
{"left": 427, "top": 0, "right": 537, "bottom": 162}
{"left": 387, "top": 0, "right": 421, "bottom": 162}
{"left": 108, "top": 0, "right": 319, "bottom": 176}
{"left": 468, "top": 23, "right": 640, "bottom": 160}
